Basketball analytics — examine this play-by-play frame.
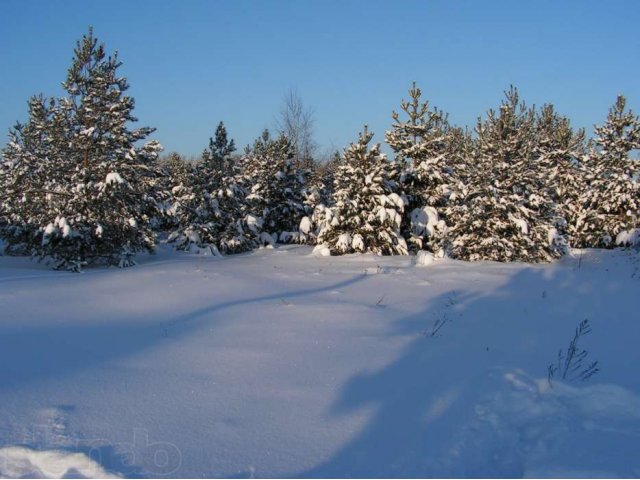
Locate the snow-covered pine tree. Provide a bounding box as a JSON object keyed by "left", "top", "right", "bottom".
{"left": 448, "top": 87, "right": 563, "bottom": 262}
{"left": 297, "top": 151, "right": 342, "bottom": 245}
{"left": 242, "top": 130, "right": 308, "bottom": 244}
{"left": 0, "top": 95, "right": 62, "bottom": 255}
{"left": 169, "top": 122, "right": 257, "bottom": 254}
{"left": 0, "top": 29, "right": 163, "bottom": 270}
{"left": 534, "top": 104, "right": 586, "bottom": 254}
{"left": 318, "top": 150, "right": 342, "bottom": 204}
{"left": 157, "top": 152, "right": 193, "bottom": 230}
{"left": 572, "top": 96, "right": 640, "bottom": 248}
{"left": 385, "top": 83, "right": 460, "bottom": 253}
{"left": 318, "top": 126, "right": 408, "bottom": 255}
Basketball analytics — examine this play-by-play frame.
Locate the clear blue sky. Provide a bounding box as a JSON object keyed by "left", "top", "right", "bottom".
{"left": 1, "top": 0, "right": 639, "bottom": 157}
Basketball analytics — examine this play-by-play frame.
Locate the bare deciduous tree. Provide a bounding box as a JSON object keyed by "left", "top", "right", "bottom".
{"left": 276, "top": 88, "right": 317, "bottom": 167}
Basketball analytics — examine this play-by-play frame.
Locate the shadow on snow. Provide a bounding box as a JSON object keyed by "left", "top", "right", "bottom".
{"left": 301, "top": 251, "right": 640, "bottom": 478}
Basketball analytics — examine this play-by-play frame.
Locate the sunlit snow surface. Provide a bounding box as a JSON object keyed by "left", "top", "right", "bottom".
{"left": 0, "top": 446, "right": 118, "bottom": 479}
{"left": 0, "top": 244, "right": 639, "bottom": 478}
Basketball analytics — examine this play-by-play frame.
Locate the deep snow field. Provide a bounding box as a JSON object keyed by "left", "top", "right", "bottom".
{"left": 0, "top": 243, "right": 639, "bottom": 478}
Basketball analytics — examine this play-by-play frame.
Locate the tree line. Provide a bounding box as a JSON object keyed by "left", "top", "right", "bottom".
{"left": 1, "top": 29, "right": 638, "bottom": 271}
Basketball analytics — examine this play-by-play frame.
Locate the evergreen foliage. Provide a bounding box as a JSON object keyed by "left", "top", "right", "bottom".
{"left": 160, "top": 152, "right": 194, "bottom": 232}
{"left": 385, "top": 83, "right": 460, "bottom": 253}
{"left": 297, "top": 152, "right": 342, "bottom": 245}
{"left": 572, "top": 96, "right": 640, "bottom": 247}
{"left": 168, "top": 122, "right": 256, "bottom": 254}
{"left": 242, "top": 130, "right": 308, "bottom": 244}
{"left": 3, "top": 41, "right": 639, "bottom": 268}
{"left": 448, "top": 87, "right": 569, "bottom": 262}
{"left": 319, "top": 126, "right": 408, "bottom": 255}
{"left": 0, "top": 29, "right": 162, "bottom": 271}
{"left": 534, "top": 104, "right": 586, "bottom": 253}
{"left": 153, "top": 152, "right": 189, "bottom": 230}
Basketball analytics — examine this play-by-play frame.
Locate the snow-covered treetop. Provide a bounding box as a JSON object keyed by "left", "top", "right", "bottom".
{"left": 593, "top": 95, "right": 640, "bottom": 162}
{"left": 385, "top": 82, "right": 450, "bottom": 165}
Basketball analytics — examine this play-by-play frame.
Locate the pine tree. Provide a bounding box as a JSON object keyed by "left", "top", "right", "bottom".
{"left": 0, "top": 29, "right": 163, "bottom": 270}
{"left": 448, "top": 87, "right": 564, "bottom": 262}
{"left": 297, "top": 152, "right": 342, "bottom": 245}
{"left": 318, "top": 126, "right": 407, "bottom": 255}
{"left": 534, "top": 104, "right": 586, "bottom": 254}
{"left": 242, "top": 130, "right": 308, "bottom": 244}
{"left": 0, "top": 95, "right": 63, "bottom": 255}
{"left": 385, "top": 83, "right": 461, "bottom": 253}
{"left": 169, "top": 123, "right": 256, "bottom": 254}
{"left": 572, "top": 96, "right": 640, "bottom": 247}
{"left": 157, "top": 152, "right": 193, "bottom": 230}
{"left": 202, "top": 122, "right": 236, "bottom": 168}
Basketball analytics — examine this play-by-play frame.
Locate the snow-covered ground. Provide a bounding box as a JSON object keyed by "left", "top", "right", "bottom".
{"left": 0, "top": 244, "right": 639, "bottom": 478}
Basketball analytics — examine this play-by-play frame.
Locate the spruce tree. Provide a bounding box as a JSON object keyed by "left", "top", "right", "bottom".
{"left": 318, "top": 126, "right": 407, "bottom": 255}
{"left": 572, "top": 96, "right": 640, "bottom": 247}
{"left": 0, "top": 29, "right": 163, "bottom": 270}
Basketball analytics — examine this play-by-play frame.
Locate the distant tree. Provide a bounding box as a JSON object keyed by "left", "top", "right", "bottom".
{"left": 0, "top": 28, "right": 163, "bottom": 271}
{"left": 318, "top": 126, "right": 408, "bottom": 255}
{"left": 572, "top": 96, "right": 640, "bottom": 247}
{"left": 202, "top": 121, "right": 236, "bottom": 169}
{"left": 276, "top": 88, "right": 317, "bottom": 168}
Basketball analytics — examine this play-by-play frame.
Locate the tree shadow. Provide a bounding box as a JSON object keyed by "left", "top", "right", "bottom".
{"left": 0, "top": 268, "right": 368, "bottom": 477}
{"left": 301, "top": 252, "right": 640, "bottom": 477}
{"left": 0, "top": 273, "right": 367, "bottom": 392}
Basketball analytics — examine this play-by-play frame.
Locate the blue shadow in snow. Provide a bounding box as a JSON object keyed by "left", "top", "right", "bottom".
{"left": 301, "top": 254, "right": 640, "bottom": 478}
{"left": 0, "top": 274, "right": 367, "bottom": 392}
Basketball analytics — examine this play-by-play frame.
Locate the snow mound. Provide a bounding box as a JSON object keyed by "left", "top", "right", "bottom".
{"left": 259, "top": 232, "right": 276, "bottom": 247}
{"left": 455, "top": 371, "right": 640, "bottom": 478}
{"left": 415, "top": 250, "right": 435, "bottom": 266}
{"left": 0, "top": 446, "right": 119, "bottom": 479}
{"left": 312, "top": 244, "right": 331, "bottom": 257}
